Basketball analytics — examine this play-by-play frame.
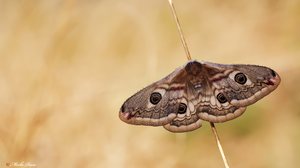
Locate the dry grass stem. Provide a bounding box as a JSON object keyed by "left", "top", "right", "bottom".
{"left": 167, "top": 0, "right": 230, "bottom": 167}
{"left": 167, "top": 0, "right": 192, "bottom": 60}
{"left": 210, "top": 122, "right": 230, "bottom": 168}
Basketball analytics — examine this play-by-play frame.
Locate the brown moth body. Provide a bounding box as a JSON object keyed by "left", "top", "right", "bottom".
{"left": 119, "top": 60, "right": 280, "bottom": 132}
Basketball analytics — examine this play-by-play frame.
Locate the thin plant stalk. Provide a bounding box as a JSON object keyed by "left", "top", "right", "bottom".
{"left": 167, "top": 0, "right": 192, "bottom": 60}
{"left": 210, "top": 122, "right": 230, "bottom": 168}
{"left": 167, "top": 0, "right": 230, "bottom": 167}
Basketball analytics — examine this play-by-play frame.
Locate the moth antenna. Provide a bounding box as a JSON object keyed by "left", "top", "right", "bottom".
{"left": 167, "top": 1, "right": 230, "bottom": 168}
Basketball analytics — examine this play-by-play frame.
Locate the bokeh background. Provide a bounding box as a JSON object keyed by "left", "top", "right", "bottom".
{"left": 0, "top": 0, "right": 299, "bottom": 167}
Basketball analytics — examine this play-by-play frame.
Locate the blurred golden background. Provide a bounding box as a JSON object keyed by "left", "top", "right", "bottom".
{"left": 0, "top": 0, "right": 299, "bottom": 167}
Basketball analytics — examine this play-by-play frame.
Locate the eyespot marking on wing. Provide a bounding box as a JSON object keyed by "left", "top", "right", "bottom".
{"left": 229, "top": 71, "right": 252, "bottom": 86}
{"left": 147, "top": 88, "right": 166, "bottom": 108}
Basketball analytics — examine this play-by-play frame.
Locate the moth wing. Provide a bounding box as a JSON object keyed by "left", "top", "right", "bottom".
{"left": 163, "top": 113, "right": 202, "bottom": 133}
{"left": 162, "top": 73, "right": 204, "bottom": 132}
{"left": 194, "top": 62, "right": 280, "bottom": 123}
{"left": 119, "top": 67, "right": 187, "bottom": 126}
{"left": 202, "top": 62, "right": 280, "bottom": 107}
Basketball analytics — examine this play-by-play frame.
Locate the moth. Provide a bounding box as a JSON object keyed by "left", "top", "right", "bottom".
{"left": 119, "top": 60, "right": 280, "bottom": 132}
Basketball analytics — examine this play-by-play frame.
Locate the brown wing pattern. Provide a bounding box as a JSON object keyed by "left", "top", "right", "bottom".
{"left": 119, "top": 60, "right": 281, "bottom": 132}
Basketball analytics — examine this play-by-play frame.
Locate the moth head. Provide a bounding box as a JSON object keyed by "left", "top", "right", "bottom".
{"left": 185, "top": 60, "right": 203, "bottom": 75}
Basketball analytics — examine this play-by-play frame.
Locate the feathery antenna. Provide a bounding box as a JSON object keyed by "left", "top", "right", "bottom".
{"left": 167, "top": 1, "right": 230, "bottom": 168}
